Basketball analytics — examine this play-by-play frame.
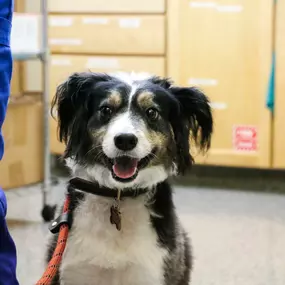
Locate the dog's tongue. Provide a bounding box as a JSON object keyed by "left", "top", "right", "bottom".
{"left": 113, "top": 157, "right": 138, "bottom": 179}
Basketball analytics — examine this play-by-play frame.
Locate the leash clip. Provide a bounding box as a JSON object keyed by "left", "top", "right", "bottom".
{"left": 49, "top": 212, "right": 70, "bottom": 234}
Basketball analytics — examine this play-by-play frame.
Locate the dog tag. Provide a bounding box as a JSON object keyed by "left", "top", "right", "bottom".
{"left": 110, "top": 205, "right": 121, "bottom": 231}
{"left": 110, "top": 190, "right": 122, "bottom": 231}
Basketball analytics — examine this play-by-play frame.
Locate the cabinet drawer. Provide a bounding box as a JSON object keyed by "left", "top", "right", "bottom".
{"left": 49, "top": 15, "right": 165, "bottom": 55}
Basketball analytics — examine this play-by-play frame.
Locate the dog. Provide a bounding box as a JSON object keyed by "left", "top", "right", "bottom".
{"left": 47, "top": 72, "right": 213, "bottom": 285}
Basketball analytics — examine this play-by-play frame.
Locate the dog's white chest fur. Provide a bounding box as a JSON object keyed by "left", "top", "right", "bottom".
{"left": 60, "top": 194, "right": 166, "bottom": 285}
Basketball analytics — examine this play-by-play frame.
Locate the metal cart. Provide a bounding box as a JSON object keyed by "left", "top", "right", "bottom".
{"left": 12, "top": 0, "right": 55, "bottom": 221}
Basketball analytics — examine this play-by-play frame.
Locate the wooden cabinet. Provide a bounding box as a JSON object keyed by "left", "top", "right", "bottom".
{"left": 167, "top": 0, "right": 274, "bottom": 168}
{"left": 49, "top": 0, "right": 165, "bottom": 14}
{"left": 273, "top": 0, "right": 285, "bottom": 168}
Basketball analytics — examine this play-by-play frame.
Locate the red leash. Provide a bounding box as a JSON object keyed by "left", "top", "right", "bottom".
{"left": 36, "top": 194, "right": 71, "bottom": 285}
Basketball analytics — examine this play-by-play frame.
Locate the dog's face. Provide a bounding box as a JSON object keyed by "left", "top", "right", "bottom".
{"left": 52, "top": 72, "right": 213, "bottom": 189}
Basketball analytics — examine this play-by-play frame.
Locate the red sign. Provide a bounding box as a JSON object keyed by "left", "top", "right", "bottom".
{"left": 233, "top": 126, "right": 257, "bottom": 151}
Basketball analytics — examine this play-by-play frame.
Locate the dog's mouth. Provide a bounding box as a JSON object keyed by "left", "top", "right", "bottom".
{"left": 107, "top": 150, "right": 156, "bottom": 183}
{"left": 112, "top": 156, "right": 139, "bottom": 182}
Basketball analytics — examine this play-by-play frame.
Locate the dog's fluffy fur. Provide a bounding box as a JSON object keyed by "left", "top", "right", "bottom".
{"left": 47, "top": 72, "right": 213, "bottom": 285}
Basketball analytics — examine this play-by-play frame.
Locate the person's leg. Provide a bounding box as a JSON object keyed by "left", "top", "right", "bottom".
{"left": 0, "top": 190, "right": 19, "bottom": 285}
{"left": 0, "top": 1, "right": 19, "bottom": 284}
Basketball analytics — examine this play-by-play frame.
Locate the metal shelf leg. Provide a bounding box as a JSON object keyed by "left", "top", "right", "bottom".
{"left": 40, "top": 0, "right": 56, "bottom": 222}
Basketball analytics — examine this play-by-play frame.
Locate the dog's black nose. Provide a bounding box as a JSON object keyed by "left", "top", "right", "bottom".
{"left": 114, "top": 133, "right": 138, "bottom": 151}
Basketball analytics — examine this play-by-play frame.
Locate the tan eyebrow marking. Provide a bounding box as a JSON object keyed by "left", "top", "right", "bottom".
{"left": 137, "top": 92, "right": 154, "bottom": 109}
{"left": 108, "top": 91, "right": 122, "bottom": 108}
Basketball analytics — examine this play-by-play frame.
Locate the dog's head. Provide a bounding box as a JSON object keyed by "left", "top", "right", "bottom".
{"left": 51, "top": 72, "right": 213, "bottom": 189}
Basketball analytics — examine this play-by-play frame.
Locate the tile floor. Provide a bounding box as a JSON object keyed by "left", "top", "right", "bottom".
{"left": 5, "top": 179, "right": 285, "bottom": 285}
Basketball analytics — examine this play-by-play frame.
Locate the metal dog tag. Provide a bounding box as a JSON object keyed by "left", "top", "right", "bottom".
{"left": 110, "top": 189, "right": 122, "bottom": 231}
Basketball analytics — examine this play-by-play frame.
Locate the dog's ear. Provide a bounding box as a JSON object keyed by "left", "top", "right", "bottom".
{"left": 170, "top": 86, "right": 213, "bottom": 173}
{"left": 51, "top": 72, "right": 111, "bottom": 145}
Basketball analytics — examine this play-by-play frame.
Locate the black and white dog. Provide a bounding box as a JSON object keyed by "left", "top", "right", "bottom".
{"left": 47, "top": 72, "right": 213, "bottom": 285}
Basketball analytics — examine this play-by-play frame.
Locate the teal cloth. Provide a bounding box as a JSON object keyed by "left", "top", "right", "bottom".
{"left": 266, "top": 52, "right": 275, "bottom": 112}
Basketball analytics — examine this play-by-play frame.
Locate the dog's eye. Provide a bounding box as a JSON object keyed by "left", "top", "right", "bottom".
{"left": 146, "top": 108, "right": 159, "bottom": 121}
{"left": 100, "top": 106, "right": 113, "bottom": 120}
